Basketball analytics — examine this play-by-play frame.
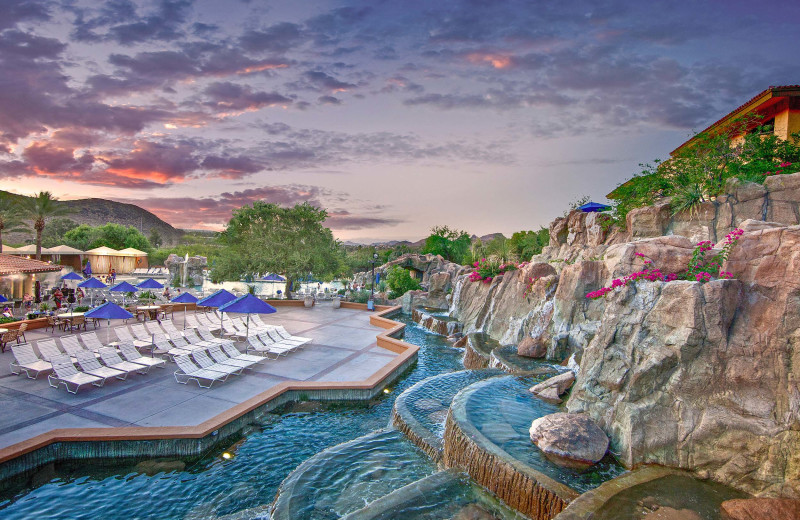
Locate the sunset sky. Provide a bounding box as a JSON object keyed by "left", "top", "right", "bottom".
{"left": 1, "top": 0, "right": 799, "bottom": 242}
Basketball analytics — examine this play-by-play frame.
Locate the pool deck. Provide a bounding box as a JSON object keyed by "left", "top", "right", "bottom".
{"left": 0, "top": 303, "right": 408, "bottom": 458}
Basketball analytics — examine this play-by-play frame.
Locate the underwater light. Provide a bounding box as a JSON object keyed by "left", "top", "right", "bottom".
{"left": 221, "top": 452, "right": 233, "bottom": 460}
{"left": 383, "top": 388, "right": 391, "bottom": 394}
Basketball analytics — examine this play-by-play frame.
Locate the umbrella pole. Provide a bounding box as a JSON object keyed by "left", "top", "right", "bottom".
{"left": 246, "top": 314, "right": 250, "bottom": 338}
{"left": 107, "top": 318, "right": 111, "bottom": 344}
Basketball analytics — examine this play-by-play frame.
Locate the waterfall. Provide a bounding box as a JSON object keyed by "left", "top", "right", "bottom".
{"left": 448, "top": 276, "right": 465, "bottom": 317}
{"left": 181, "top": 253, "right": 189, "bottom": 287}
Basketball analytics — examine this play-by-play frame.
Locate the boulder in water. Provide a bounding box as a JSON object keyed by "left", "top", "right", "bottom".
{"left": 530, "top": 371, "right": 575, "bottom": 398}
{"left": 529, "top": 412, "right": 608, "bottom": 469}
{"left": 517, "top": 336, "right": 547, "bottom": 358}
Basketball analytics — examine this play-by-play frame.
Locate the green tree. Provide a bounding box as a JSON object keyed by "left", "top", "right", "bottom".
{"left": 148, "top": 228, "right": 163, "bottom": 249}
{"left": 41, "top": 218, "right": 79, "bottom": 247}
{"left": 0, "top": 195, "right": 27, "bottom": 253}
{"left": 385, "top": 265, "right": 421, "bottom": 299}
{"left": 213, "top": 202, "right": 343, "bottom": 297}
{"left": 17, "top": 191, "right": 71, "bottom": 259}
{"left": 421, "top": 225, "right": 470, "bottom": 264}
{"left": 64, "top": 223, "right": 153, "bottom": 252}
{"left": 508, "top": 228, "right": 550, "bottom": 261}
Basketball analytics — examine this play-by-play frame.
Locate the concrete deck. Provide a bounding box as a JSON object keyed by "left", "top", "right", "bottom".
{"left": 0, "top": 303, "right": 399, "bottom": 452}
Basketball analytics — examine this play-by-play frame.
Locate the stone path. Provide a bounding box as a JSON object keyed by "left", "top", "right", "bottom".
{"left": 0, "top": 303, "right": 398, "bottom": 451}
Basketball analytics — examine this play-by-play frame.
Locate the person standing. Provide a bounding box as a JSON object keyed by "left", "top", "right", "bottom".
{"left": 53, "top": 288, "right": 63, "bottom": 309}
{"left": 110, "top": 268, "right": 117, "bottom": 283}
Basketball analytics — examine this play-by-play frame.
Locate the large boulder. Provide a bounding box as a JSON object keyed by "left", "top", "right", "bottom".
{"left": 549, "top": 217, "right": 568, "bottom": 247}
{"left": 530, "top": 371, "right": 576, "bottom": 397}
{"left": 720, "top": 498, "right": 800, "bottom": 520}
{"left": 517, "top": 336, "right": 547, "bottom": 358}
{"left": 627, "top": 200, "right": 671, "bottom": 238}
{"left": 529, "top": 412, "right": 609, "bottom": 469}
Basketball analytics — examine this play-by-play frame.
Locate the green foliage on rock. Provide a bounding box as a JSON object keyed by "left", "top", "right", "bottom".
{"left": 385, "top": 265, "right": 422, "bottom": 299}
{"left": 64, "top": 223, "right": 153, "bottom": 253}
{"left": 421, "top": 225, "right": 470, "bottom": 263}
{"left": 508, "top": 228, "right": 550, "bottom": 261}
{"left": 212, "top": 202, "right": 343, "bottom": 296}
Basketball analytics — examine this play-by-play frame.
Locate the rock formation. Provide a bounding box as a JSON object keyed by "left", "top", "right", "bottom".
{"left": 164, "top": 254, "right": 207, "bottom": 287}
{"left": 445, "top": 173, "right": 800, "bottom": 497}
{"left": 720, "top": 498, "right": 800, "bottom": 520}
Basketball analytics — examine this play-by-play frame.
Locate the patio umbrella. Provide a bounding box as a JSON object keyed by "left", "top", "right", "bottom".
{"left": 61, "top": 272, "right": 83, "bottom": 311}
{"left": 0, "top": 295, "right": 6, "bottom": 303}
{"left": 137, "top": 278, "right": 164, "bottom": 289}
{"left": 577, "top": 202, "right": 612, "bottom": 213}
{"left": 78, "top": 277, "right": 107, "bottom": 306}
{"left": 262, "top": 273, "right": 285, "bottom": 297}
{"left": 171, "top": 291, "right": 199, "bottom": 329}
{"left": 85, "top": 301, "right": 134, "bottom": 343}
{"left": 218, "top": 293, "right": 276, "bottom": 338}
{"left": 109, "top": 281, "right": 139, "bottom": 306}
{"left": 197, "top": 289, "right": 237, "bottom": 331}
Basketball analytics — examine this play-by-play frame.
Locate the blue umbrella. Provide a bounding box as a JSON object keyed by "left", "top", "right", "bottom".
{"left": 61, "top": 272, "right": 83, "bottom": 281}
{"left": 262, "top": 273, "right": 285, "bottom": 281}
{"left": 85, "top": 301, "right": 134, "bottom": 343}
{"left": 219, "top": 293, "right": 277, "bottom": 337}
{"left": 78, "top": 277, "right": 107, "bottom": 306}
{"left": 198, "top": 289, "right": 237, "bottom": 332}
{"left": 171, "top": 292, "right": 199, "bottom": 329}
{"left": 110, "top": 281, "right": 139, "bottom": 306}
{"left": 136, "top": 278, "right": 164, "bottom": 289}
{"left": 577, "top": 202, "right": 612, "bottom": 213}
{"left": 197, "top": 289, "right": 236, "bottom": 308}
{"left": 0, "top": 295, "right": 7, "bottom": 303}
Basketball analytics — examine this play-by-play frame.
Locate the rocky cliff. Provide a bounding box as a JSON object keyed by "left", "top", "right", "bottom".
{"left": 447, "top": 174, "right": 800, "bottom": 498}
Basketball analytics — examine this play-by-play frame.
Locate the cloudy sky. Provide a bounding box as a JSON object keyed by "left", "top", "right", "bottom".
{"left": 1, "top": 0, "right": 798, "bottom": 241}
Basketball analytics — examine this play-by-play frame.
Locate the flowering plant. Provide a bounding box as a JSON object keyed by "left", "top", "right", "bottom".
{"left": 469, "top": 258, "right": 500, "bottom": 284}
{"left": 762, "top": 162, "right": 793, "bottom": 177}
{"left": 586, "top": 228, "right": 743, "bottom": 299}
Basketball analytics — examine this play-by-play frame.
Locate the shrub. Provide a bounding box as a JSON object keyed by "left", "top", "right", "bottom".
{"left": 0, "top": 317, "right": 19, "bottom": 324}
{"left": 386, "top": 265, "right": 421, "bottom": 299}
{"left": 73, "top": 306, "right": 90, "bottom": 312}
{"left": 351, "top": 290, "right": 370, "bottom": 303}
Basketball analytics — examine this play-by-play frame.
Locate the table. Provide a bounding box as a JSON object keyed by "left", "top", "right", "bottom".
{"left": 137, "top": 305, "right": 161, "bottom": 321}
{"left": 57, "top": 312, "right": 85, "bottom": 331}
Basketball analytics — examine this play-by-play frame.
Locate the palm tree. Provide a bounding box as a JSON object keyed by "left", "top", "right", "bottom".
{"left": 0, "top": 195, "right": 27, "bottom": 254}
{"left": 17, "top": 191, "right": 70, "bottom": 259}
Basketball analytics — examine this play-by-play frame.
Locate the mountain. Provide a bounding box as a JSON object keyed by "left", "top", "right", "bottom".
{"left": 1, "top": 192, "right": 184, "bottom": 246}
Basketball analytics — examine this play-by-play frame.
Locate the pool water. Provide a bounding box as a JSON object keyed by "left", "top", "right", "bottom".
{"left": 461, "top": 376, "right": 626, "bottom": 493}
{"left": 0, "top": 314, "right": 466, "bottom": 520}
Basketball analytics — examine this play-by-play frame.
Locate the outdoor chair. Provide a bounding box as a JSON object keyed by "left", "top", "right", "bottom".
{"left": 79, "top": 332, "right": 105, "bottom": 352}
{"left": 174, "top": 355, "right": 229, "bottom": 388}
{"left": 184, "top": 314, "right": 201, "bottom": 330}
{"left": 161, "top": 320, "right": 182, "bottom": 337}
{"left": 183, "top": 329, "right": 214, "bottom": 348}
{"left": 114, "top": 326, "right": 152, "bottom": 351}
{"left": 0, "top": 330, "right": 19, "bottom": 353}
{"left": 98, "top": 347, "right": 149, "bottom": 376}
{"left": 153, "top": 334, "right": 191, "bottom": 359}
{"left": 45, "top": 315, "right": 62, "bottom": 333}
{"left": 191, "top": 350, "right": 242, "bottom": 376}
{"left": 196, "top": 327, "right": 230, "bottom": 346}
{"left": 10, "top": 343, "right": 53, "bottom": 379}
{"left": 274, "top": 326, "right": 312, "bottom": 347}
{"left": 119, "top": 342, "right": 166, "bottom": 369}
{"left": 266, "top": 329, "right": 305, "bottom": 348}
{"left": 222, "top": 342, "right": 265, "bottom": 364}
{"left": 36, "top": 339, "right": 65, "bottom": 362}
{"left": 17, "top": 323, "right": 28, "bottom": 343}
{"left": 74, "top": 350, "right": 127, "bottom": 382}
{"left": 222, "top": 321, "right": 248, "bottom": 341}
{"left": 144, "top": 321, "right": 164, "bottom": 336}
{"left": 48, "top": 354, "right": 104, "bottom": 393}
{"left": 130, "top": 323, "right": 153, "bottom": 343}
{"left": 208, "top": 344, "right": 258, "bottom": 370}
{"left": 60, "top": 336, "right": 98, "bottom": 359}
{"left": 68, "top": 315, "right": 87, "bottom": 332}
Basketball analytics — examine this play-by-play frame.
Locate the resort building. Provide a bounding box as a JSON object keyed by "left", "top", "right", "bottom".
{"left": 0, "top": 253, "right": 62, "bottom": 299}
{"left": 671, "top": 85, "right": 800, "bottom": 155}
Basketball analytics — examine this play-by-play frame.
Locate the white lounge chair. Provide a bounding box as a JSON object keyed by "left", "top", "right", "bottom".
{"left": 274, "top": 326, "right": 312, "bottom": 347}
{"left": 115, "top": 326, "right": 153, "bottom": 351}
{"left": 10, "top": 343, "right": 52, "bottom": 379}
{"left": 36, "top": 339, "right": 65, "bottom": 363}
{"left": 191, "top": 350, "right": 242, "bottom": 376}
{"left": 222, "top": 342, "right": 265, "bottom": 364}
{"left": 196, "top": 327, "right": 229, "bottom": 346}
{"left": 79, "top": 331, "right": 105, "bottom": 352}
{"left": 98, "top": 347, "right": 149, "bottom": 376}
{"left": 153, "top": 334, "right": 191, "bottom": 359}
{"left": 61, "top": 336, "right": 99, "bottom": 359}
{"left": 74, "top": 350, "right": 127, "bottom": 382}
{"left": 174, "top": 355, "right": 228, "bottom": 388}
{"left": 208, "top": 345, "right": 258, "bottom": 370}
{"left": 119, "top": 342, "right": 166, "bottom": 369}
{"left": 48, "top": 354, "right": 104, "bottom": 393}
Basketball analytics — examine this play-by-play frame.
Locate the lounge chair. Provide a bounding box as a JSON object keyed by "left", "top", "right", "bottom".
{"left": 222, "top": 342, "right": 266, "bottom": 364}
{"left": 208, "top": 344, "right": 258, "bottom": 370}
{"left": 144, "top": 321, "right": 163, "bottom": 336}
{"left": 79, "top": 331, "right": 105, "bottom": 352}
{"left": 131, "top": 323, "right": 155, "bottom": 345}
{"left": 184, "top": 314, "right": 202, "bottom": 330}
{"left": 274, "top": 326, "right": 312, "bottom": 347}
{"left": 161, "top": 320, "right": 182, "bottom": 337}
{"left": 119, "top": 342, "right": 166, "bottom": 369}
{"left": 61, "top": 336, "right": 99, "bottom": 359}
{"left": 153, "top": 334, "right": 191, "bottom": 359}
{"left": 197, "top": 313, "right": 221, "bottom": 333}
{"left": 196, "top": 327, "right": 229, "bottom": 346}
{"left": 10, "top": 343, "right": 53, "bottom": 379}
{"left": 264, "top": 330, "right": 303, "bottom": 350}
{"left": 74, "top": 350, "right": 127, "bottom": 382}
{"left": 247, "top": 334, "right": 295, "bottom": 359}
{"left": 36, "top": 339, "right": 65, "bottom": 362}
{"left": 183, "top": 329, "right": 215, "bottom": 348}
{"left": 174, "top": 355, "right": 228, "bottom": 388}
{"left": 191, "top": 350, "right": 243, "bottom": 376}
{"left": 98, "top": 347, "right": 149, "bottom": 376}
{"left": 114, "top": 326, "right": 153, "bottom": 351}
{"left": 221, "top": 321, "right": 248, "bottom": 340}
{"left": 169, "top": 332, "right": 202, "bottom": 351}
{"left": 48, "top": 354, "right": 104, "bottom": 393}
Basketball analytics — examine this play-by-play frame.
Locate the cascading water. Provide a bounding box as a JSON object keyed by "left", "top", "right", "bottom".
{"left": 448, "top": 275, "right": 466, "bottom": 317}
